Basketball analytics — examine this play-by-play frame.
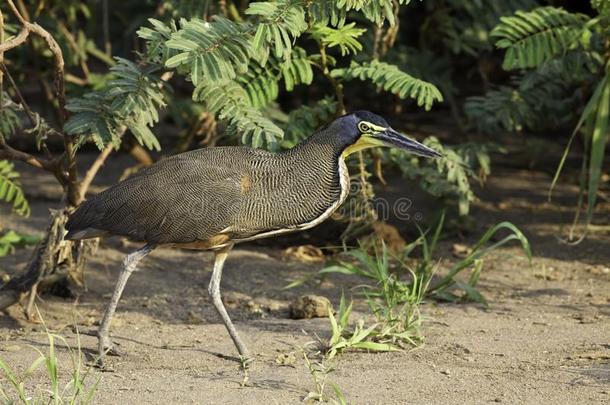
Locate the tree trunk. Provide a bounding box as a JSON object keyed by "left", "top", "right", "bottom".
{"left": 0, "top": 208, "right": 98, "bottom": 317}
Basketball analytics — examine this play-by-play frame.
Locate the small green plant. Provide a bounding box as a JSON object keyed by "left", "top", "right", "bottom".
{"left": 0, "top": 230, "right": 40, "bottom": 258}
{"left": 409, "top": 211, "right": 531, "bottom": 303}
{"left": 322, "top": 252, "right": 425, "bottom": 351}
{"left": 323, "top": 211, "right": 531, "bottom": 305}
{"left": 301, "top": 344, "right": 347, "bottom": 405}
{"left": 0, "top": 324, "right": 99, "bottom": 404}
{"left": 325, "top": 294, "right": 401, "bottom": 360}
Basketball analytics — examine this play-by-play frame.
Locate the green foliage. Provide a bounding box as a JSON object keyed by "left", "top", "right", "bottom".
{"left": 308, "top": 0, "right": 347, "bottom": 27}
{"left": 310, "top": 23, "right": 366, "bottom": 56}
{"left": 0, "top": 160, "right": 30, "bottom": 217}
{"left": 131, "top": 0, "right": 439, "bottom": 151}
{"left": 492, "top": 7, "right": 589, "bottom": 70}
{"left": 65, "top": 58, "right": 166, "bottom": 151}
{"left": 0, "top": 325, "right": 99, "bottom": 404}
{"left": 159, "top": 0, "right": 215, "bottom": 19}
{"left": 592, "top": 0, "right": 610, "bottom": 17}
{"left": 137, "top": 18, "right": 179, "bottom": 65}
{"left": 415, "top": 212, "right": 532, "bottom": 302}
{"left": 0, "top": 93, "right": 53, "bottom": 149}
{"left": 300, "top": 343, "right": 347, "bottom": 404}
{"left": 247, "top": 0, "right": 307, "bottom": 62}
{"left": 464, "top": 74, "right": 579, "bottom": 134}
{"left": 325, "top": 294, "right": 401, "bottom": 360}
{"left": 337, "top": 0, "right": 412, "bottom": 26}
{"left": 324, "top": 212, "right": 531, "bottom": 304}
{"left": 0, "top": 230, "right": 41, "bottom": 257}
{"left": 237, "top": 48, "right": 313, "bottom": 108}
{"left": 332, "top": 61, "right": 443, "bottom": 110}
{"left": 279, "top": 47, "right": 314, "bottom": 91}
{"left": 193, "top": 80, "right": 284, "bottom": 148}
{"left": 386, "top": 47, "right": 457, "bottom": 98}
{"left": 165, "top": 17, "right": 251, "bottom": 84}
{"left": 487, "top": 2, "right": 610, "bottom": 238}
{"left": 237, "top": 62, "right": 280, "bottom": 109}
{"left": 0, "top": 96, "right": 20, "bottom": 141}
{"left": 322, "top": 246, "right": 424, "bottom": 350}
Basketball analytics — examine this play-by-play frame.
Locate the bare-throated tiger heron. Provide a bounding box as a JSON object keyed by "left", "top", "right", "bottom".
{"left": 65, "top": 111, "right": 441, "bottom": 363}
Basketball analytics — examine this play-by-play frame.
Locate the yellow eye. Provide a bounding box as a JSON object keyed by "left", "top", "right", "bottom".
{"left": 358, "top": 122, "right": 370, "bottom": 133}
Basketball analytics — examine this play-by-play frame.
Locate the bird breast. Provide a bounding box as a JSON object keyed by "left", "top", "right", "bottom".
{"left": 228, "top": 155, "right": 350, "bottom": 243}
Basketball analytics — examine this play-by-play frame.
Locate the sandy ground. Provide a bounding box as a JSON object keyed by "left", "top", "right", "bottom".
{"left": 0, "top": 154, "right": 609, "bottom": 404}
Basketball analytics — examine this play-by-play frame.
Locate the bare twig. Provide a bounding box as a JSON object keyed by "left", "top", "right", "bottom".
{"left": 1, "top": 63, "right": 37, "bottom": 127}
{"left": 0, "top": 139, "right": 54, "bottom": 170}
{"left": 79, "top": 145, "right": 114, "bottom": 201}
{"left": 0, "top": 26, "right": 29, "bottom": 53}
{"left": 4, "top": 0, "right": 80, "bottom": 205}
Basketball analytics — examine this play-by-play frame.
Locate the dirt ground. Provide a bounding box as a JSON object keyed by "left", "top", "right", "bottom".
{"left": 1, "top": 153, "right": 609, "bottom": 404}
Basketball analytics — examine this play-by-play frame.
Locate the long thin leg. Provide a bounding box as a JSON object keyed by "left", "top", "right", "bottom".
{"left": 97, "top": 243, "right": 155, "bottom": 361}
{"left": 208, "top": 245, "right": 250, "bottom": 359}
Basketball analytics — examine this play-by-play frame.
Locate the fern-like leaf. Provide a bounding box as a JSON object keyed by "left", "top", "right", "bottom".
{"left": 492, "top": 6, "right": 588, "bottom": 70}
{"left": 236, "top": 47, "right": 313, "bottom": 108}
{"left": 0, "top": 95, "right": 21, "bottom": 141}
{"left": 246, "top": 0, "right": 307, "bottom": 62}
{"left": 65, "top": 58, "right": 166, "bottom": 151}
{"left": 137, "top": 18, "right": 179, "bottom": 64}
{"left": 308, "top": 0, "right": 347, "bottom": 27}
{"left": 331, "top": 61, "right": 443, "bottom": 110}
{"left": 193, "top": 80, "right": 284, "bottom": 148}
{"left": 0, "top": 160, "right": 30, "bottom": 217}
{"left": 237, "top": 63, "right": 280, "bottom": 108}
{"left": 279, "top": 47, "right": 313, "bottom": 91}
{"left": 337, "top": 0, "right": 412, "bottom": 26}
{"left": 165, "top": 16, "right": 251, "bottom": 84}
{"left": 310, "top": 23, "right": 366, "bottom": 56}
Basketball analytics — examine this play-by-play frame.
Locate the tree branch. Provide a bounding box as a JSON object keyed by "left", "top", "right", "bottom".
{"left": 0, "top": 139, "right": 54, "bottom": 171}
{"left": 0, "top": 26, "right": 29, "bottom": 53}
{"left": 79, "top": 145, "right": 113, "bottom": 201}
{"left": 5, "top": 0, "right": 80, "bottom": 205}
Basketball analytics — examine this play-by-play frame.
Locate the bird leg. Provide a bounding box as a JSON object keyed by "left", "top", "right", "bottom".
{"left": 208, "top": 245, "right": 251, "bottom": 362}
{"left": 97, "top": 244, "right": 155, "bottom": 363}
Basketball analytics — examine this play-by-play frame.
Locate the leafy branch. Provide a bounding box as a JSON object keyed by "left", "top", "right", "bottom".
{"left": 331, "top": 61, "right": 443, "bottom": 110}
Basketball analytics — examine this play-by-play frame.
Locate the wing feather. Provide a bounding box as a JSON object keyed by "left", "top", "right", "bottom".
{"left": 66, "top": 148, "right": 244, "bottom": 244}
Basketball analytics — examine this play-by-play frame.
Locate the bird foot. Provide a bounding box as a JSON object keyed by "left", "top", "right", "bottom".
{"left": 98, "top": 336, "right": 124, "bottom": 359}
{"left": 239, "top": 355, "right": 254, "bottom": 369}
{"left": 239, "top": 355, "right": 254, "bottom": 387}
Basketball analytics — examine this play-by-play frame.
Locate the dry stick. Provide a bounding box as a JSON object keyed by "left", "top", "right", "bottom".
{"left": 0, "top": 26, "right": 29, "bottom": 52}
{"left": 79, "top": 145, "right": 113, "bottom": 202}
{"left": 1, "top": 64, "right": 38, "bottom": 128}
{"left": 6, "top": 0, "right": 80, "bottom": 205}
{"left": 0, "top": 142, "right": 53, "bottom": 170}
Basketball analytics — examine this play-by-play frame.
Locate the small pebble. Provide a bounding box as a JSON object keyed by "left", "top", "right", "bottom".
{"left": 289, "top": 295, "right": 331, "bottom": 319}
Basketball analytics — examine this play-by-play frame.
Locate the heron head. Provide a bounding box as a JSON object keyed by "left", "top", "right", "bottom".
{"left": 338, "top": 110, "right": 442, "bottom": 158}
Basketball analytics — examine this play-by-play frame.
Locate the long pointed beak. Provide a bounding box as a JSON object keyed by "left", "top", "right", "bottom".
{"left": 376, "top": 128, "right": 442, "bottom": 158}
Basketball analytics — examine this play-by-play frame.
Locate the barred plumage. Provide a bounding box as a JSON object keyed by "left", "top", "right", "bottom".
{"left": 66, "top": 111, "right": 441, "bottom": 363}
{"left": 66, "top": 127, "right": 346, "bottom": 247}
